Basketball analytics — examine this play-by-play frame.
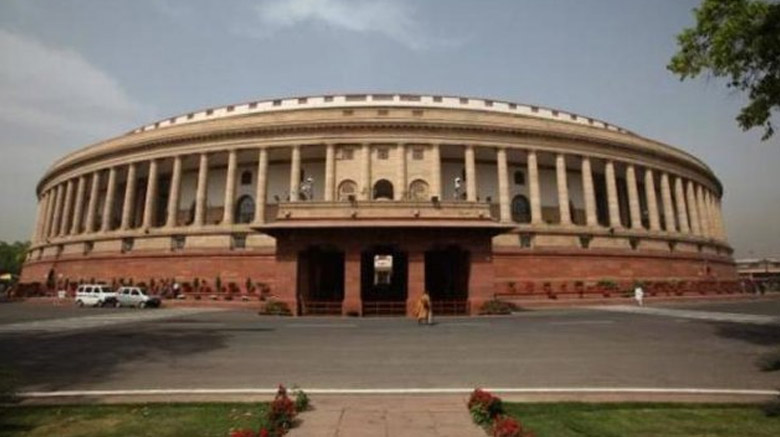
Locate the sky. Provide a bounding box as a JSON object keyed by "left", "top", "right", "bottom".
{"left": 0, "top": 0, "right": 777, "bottom": 258}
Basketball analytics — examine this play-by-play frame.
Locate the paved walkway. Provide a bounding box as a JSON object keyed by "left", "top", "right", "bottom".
{"left": 591, "top": 304, "right": 780, "bottom": 325}
{"left": 287, "top": 395, "right": 484, "bottom": 437}
{"left": 0, "top": 307, "right": 223, "bottom": 334}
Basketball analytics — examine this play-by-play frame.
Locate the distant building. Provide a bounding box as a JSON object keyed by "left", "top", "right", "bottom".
{"left": 21, "top": 93, "right": 738, "bottom": 315}
{"left": 736, "top": 258, "right": 780, "bottom": 282}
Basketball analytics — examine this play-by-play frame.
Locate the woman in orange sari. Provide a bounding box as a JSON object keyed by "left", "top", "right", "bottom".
{"left": 416, "top": 291, "right": 432, "bottom": 325}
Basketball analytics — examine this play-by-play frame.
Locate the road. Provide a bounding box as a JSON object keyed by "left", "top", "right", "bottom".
{"left": 1, "top": 299, "right": 778, "bottom": 393}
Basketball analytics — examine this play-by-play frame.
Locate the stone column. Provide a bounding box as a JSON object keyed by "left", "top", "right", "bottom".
{"left": 34, "top": 194, "right": 47, "bottom": 242}
{"left": 360, "top": 143, "right": 371, "bottom": 200}
{"left": 686, "top": 181, "right": 701, "bottom": 236}
{"left": 674, "top": 177, "right": 690, "bottom": 234}
{"left": 71, "top": 176, "right": 86, "bottom": 235}
{"left": 644, "top": 169, "right": 660, "bottom": 231}
{"left": 343, "top": 248, "right": 362, "bottom": 316}
{"left": 396, "top": 143, "right": 407, "bottom": 200}
{"left": 556, "top": 153, "right": 571, "bottom": 225}
{"left": 464, "top": 145, "right": 477, "bottom": 202}
{"left": 626, "top": 165, "right": 642, "bottom": 229}
{"left": 59, "top": 180, "right": 74, "bottom": 237}
{"left": 324, "top": 143, "right": 335, "bottom": 202}
{"left": 716, "top": 198, "right": 727, "bottom": 240}
{"left": 696, "top": 185, "right": 710, "bottom": 237}
{"left": 496, "top": 147, "right": 510, "bottom": 222}
{"left": 527, "top": 150, "right": 542, "bottom": 225}
{"left": 430, "top": 144, "right": 442, "bottom": 199}
{"left": 254, "top": 148, "right": 268, "bottom": 224}
{"left": 100, "top": 167, "right": 117, "bottom": 232}
{"left": 46, "top": 189, "right": 58, "bottom": 238}
{"left": 49, "top": 184, "right": 64, "bottom": 237}
{"left": 165, "top": 156, "right": 182, "bottom": 228}
{"left": 581, "top": 156, "right": 598, "bottom": 227}
{"left": 37, "top": 196, "right": 48, "bottom": 241}
{"left": 84, "top": 172, "right": 100, "bottom": 233}
{"left": 47, "top": 188, "right": 59, "bottom": 238}
{"left": 41, "top": 190, "right": 53, "bottom": 240}
{"left": 660, "top": 172, "right": 676, "bottom": 232}
{"left": 223, "top": 150, "right": 238, "bottom": 224}
{"left": 289, "top": 145, "right": 301, "bottom": 202}
{"left": 142, "top": 159, "right": 158, "bottom": 229}
{"left": 32, "top": 197, "right": 43, "bottom": 243}
{"left": 406, "top": 251, "right": 425, "bottom": 318}
{"left": 120, "top": 163, "right": 137, "bottom": 230}
{"left": 716, "top": 196, "right": 726, "bottom": 239}
{"left": 708, "top": 191, "right": 721, "bottom": 239}
{"left": 194, "top": 153, "right": 209, "bottom": 226}
{"left": 605, "top": 160, "right": 621, "bottom": 228}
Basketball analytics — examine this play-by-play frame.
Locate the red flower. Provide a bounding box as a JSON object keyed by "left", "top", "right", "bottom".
{"left": 492, "top": 415, "right": 535, "bottom": 437}
{"left": 229, "top": 429, "right": 256, "bottom": 437}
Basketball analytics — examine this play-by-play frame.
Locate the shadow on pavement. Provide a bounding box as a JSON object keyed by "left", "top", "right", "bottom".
{"left": 712, "top": 322, "right": 780, "bottom": 346}
{"left": 0, "top": 326, "right": 272, "bottom": 392}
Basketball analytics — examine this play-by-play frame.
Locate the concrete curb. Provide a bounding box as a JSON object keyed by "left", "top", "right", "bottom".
{"left": 15, "top": 387, "right": 779, "bottom": 405}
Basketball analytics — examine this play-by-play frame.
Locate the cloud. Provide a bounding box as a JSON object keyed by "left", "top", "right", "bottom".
{"left": 0, "top": 29, "right": 147, "bottom": 137}
{"left": 248, "top": 0, "right": 450, "bottom": 50}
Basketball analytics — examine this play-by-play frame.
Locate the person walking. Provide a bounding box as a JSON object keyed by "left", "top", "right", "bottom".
{"left": 633, "top": 283, "right": 645, "bottom": 307}
{"left": 416, "top": 291, "right": 432, "bottom": 325}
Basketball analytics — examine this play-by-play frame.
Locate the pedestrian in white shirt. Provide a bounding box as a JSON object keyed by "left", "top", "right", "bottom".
{"left": 634, "top": 284, "right": 645, "bottom": 307}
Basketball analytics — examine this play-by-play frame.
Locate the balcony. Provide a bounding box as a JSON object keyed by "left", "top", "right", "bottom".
{"left": 258, "top": 200, "right": 510, "bottom": 231}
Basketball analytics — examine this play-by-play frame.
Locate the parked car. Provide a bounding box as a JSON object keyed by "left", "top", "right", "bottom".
{"left": 75, "top": 284, "right": 117, "bottom": 307}
{"left": 115, "top": 286, "right": 161, "bottom": 308}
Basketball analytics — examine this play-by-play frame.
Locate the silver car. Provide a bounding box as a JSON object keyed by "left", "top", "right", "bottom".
{"left": 115, "top": 286, "right": 161, "bottom": 308}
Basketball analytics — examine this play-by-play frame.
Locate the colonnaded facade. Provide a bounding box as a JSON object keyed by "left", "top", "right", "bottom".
{"left": 20, "top": 93, "right": 738, "bottom": 315}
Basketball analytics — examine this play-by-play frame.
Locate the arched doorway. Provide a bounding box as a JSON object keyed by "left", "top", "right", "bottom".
{"left": 373, "top": 179, "right": 394, "bottom": 200}
{"left": 297, "top": 245, "right": 345, "bottom": 315}
{"left": 361, "top": 245, "right": 407, "bottom": 315}
{"left": 408, "top": 179, "right": 429, "bottom": 201}
{"left": 511, "top": 195, "right": 531, "bottom": 223}
{"left": 424, "top": 245, "right": 470, "bottom": 315}
{"left": 338, "top": 180, "right": 358, "bottom": 201}
{"left": 235, "top": 195, "right": 255, "bottom": 224}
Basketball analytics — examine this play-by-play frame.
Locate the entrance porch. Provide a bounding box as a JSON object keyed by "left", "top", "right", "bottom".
{"left": 267, "top": 227, "right": 501, "bottom": 317}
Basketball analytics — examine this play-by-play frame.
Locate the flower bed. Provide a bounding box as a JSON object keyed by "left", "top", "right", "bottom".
{"left": 229, "top": 385, "right": 310, "bottom": 437}
{"left": 468, "top": 389, "right": 535, "bottom": 437}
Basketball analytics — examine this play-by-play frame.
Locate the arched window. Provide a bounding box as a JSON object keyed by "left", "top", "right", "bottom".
{"left": 235, "top": 195, "right": 255, "bottom": 224}
{"left": 511, "top": 195, "right": 531, "bottom": 223}
{"left": 373, "top": 179, "right": 394, "bottom": 200}
{"left": 338, "top": 180, "right": 358, "bottom": 201}
{"left": 240, "top": 171, "right": 252, "bottom": 186}
{"left": 408, "top": 179, "right": 429, "bottom": 201}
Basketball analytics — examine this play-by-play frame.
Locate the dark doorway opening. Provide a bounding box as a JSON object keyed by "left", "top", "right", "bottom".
{"left": 297, "top": 245, "right": 344, "bottom": 315}
{"left": 425, "top": 246, "right": 470, "bottom": 315}
{"left": 361, "top": 246, "right": 407, "bottom": 315}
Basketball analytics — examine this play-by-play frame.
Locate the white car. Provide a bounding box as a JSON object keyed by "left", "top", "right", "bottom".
{"left": 75, "top": 284, "right": 117, "bottom": 307}
{"left": 115, "top": 286, "right": 161, "bottom": 308}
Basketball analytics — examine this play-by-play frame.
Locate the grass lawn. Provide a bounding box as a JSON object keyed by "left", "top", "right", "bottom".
{"left": 0, "top": 403, "right": 269, "bottom": 437}
{"left": 502, "top": 403, "right": 780, "bottom": 437}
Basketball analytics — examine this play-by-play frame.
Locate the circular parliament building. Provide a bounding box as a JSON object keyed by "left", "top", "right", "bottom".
{"left": 21, "top": 93, "right": 739, "bottom": 316}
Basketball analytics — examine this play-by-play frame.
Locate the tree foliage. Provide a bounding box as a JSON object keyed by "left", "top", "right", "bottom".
{"left": 668, "top": 0, "right": 780, "bottom": 140}
{"left": 0, "top": 241, "right": 30, "bottom": 275}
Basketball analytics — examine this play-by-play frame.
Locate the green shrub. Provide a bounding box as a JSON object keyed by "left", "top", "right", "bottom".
{"left": 264, "top": 300, "right": 292, "bottom": 316}
{"left": 479, "top": 299, "right": 516, "bottom": 315}
{"left": 292, "top": 386, "right": 310, "bottom": 412}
